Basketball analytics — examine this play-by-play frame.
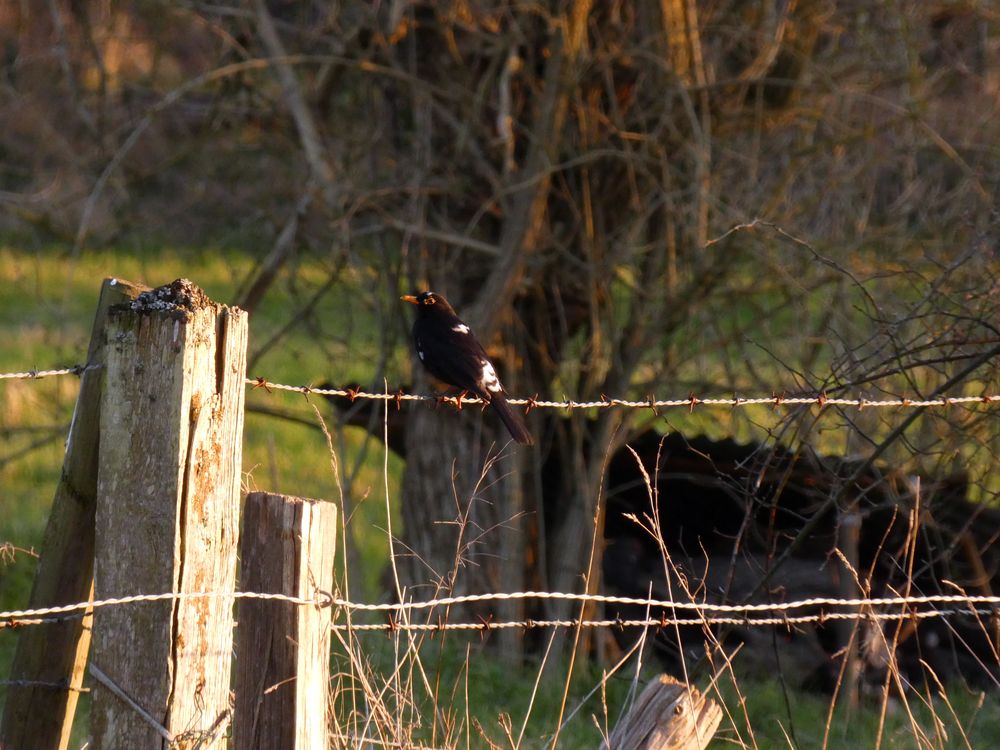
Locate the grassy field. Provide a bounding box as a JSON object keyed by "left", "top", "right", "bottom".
{"left": 2, "top": 242, "right": 998, "bottom": 748}
{"left": 0, "top": 242, "right": 402, "bottom": 654}
{"left": 0, "top": 241, "right": 403, "bottom": 600}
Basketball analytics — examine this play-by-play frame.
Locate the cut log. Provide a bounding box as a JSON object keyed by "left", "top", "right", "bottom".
{"left": 601, "top": 674, "right": 721, "bottom": 750}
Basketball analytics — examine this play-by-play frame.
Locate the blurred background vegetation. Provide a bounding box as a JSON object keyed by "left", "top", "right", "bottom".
{"left": 1, "top": 1, "right": 998, "bottom": 746}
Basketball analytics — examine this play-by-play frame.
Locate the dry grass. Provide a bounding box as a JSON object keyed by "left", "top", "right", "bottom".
{"left": 308, "top": 403, "right": 1000, "bottom": 749}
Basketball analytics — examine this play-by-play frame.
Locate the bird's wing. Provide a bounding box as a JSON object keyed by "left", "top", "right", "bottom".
{"left": 414, "top": 317, "right": 502, "bottom": 400}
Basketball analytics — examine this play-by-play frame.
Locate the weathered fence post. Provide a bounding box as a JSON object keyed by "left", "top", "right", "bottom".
{"left": 88, "top": 279, "right": 247, "bottom": 748}
{"left": 1, "top": 277, "right": 146, "bottom": 750}
{"left": 234, "top": 492, "right": 338, "bottom": 750}
{"left": 601, "top": 674, "right": 722, "bottom": 750}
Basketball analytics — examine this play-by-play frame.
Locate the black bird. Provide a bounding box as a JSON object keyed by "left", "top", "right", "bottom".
{"left": 401, "top": 291, "right": 533, "bottom": 445}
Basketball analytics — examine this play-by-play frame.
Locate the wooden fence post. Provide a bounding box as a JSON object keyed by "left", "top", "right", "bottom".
{"left": 1, "top": 277, "right": 146, "bottom": 750}
{"left": 233, "top": 492, "right": 338, "bottom": 750}
{"left": 601, "top": 674, "right": 722, "bottom": 750}
{"left": 88, "top": 279, "right": 247, "bottom": 748}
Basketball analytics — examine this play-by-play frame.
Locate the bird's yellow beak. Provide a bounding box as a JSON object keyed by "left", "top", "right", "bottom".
{"left": 400, "top": 295, "right": 419, "bottom": 304}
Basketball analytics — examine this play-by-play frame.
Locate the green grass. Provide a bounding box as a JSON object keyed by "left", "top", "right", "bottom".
{"left": 329, "top": 633, "right": 1000, "bottom": 748}
{"left": 711, "top": 672, "right": 1000, "bottom": 748}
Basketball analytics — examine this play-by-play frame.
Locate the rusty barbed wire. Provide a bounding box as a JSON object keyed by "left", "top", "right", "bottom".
{"left": 248, "top": 378, "right": 1000, "bottom": 412}
{"left": 330, "top": 590, "right": 1000, "bottom": 615}
{"left": 3, "top": 589, "right": 999, "bottom": 631}
{"left": 3, "top": 364, "right": 997, "bottom": 411}
{"left": 331, "top": 607, "right": 1000, "bottom": 633}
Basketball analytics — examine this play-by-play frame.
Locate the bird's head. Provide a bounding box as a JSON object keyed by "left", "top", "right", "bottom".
{"left": 400, "top": 291, "right": 456, "bottom": 315}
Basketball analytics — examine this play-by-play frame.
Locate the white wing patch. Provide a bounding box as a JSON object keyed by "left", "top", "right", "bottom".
{"left": 479, "top": 358, "right": 503, "bottom": 393}
{"left": 417, "top": 347, "right": 425, "bottom": 361}
{"left": 452, "top": 323, "right": 471, "bottom": 334}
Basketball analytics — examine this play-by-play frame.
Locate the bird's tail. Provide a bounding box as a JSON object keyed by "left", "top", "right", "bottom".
{"left": 491, "top": 394, "right": 533, "bottom": 445}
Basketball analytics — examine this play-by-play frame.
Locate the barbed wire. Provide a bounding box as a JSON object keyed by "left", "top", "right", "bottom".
{"left": 3, "top": 363, "right": 997, "bottom": 411}
{"left": 335, "top": 607, "right": 1000, "bottom": 633}
{"left": 0, "top": 366, "right": 91, "bottom": 381}
{"left": 333, "top": 590, "right": 1000, "bottom": 615}
{"left": 248, "top": 378, "right": 1000, "bottom": 411}
{"left": 4, "top": 589, "right": 999, "bottom": 631}
{"left": 0, "top": 590, "right": 316, "bottom": 627}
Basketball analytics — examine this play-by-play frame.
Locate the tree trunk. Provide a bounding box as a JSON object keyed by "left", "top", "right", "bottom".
{"left": 399, "top": 369, "right": 531, "bottom": 657}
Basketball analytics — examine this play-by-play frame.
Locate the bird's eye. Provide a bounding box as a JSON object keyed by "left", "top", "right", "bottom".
{"left": 424, "top": 296, "right": 436, "bottom": 305}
